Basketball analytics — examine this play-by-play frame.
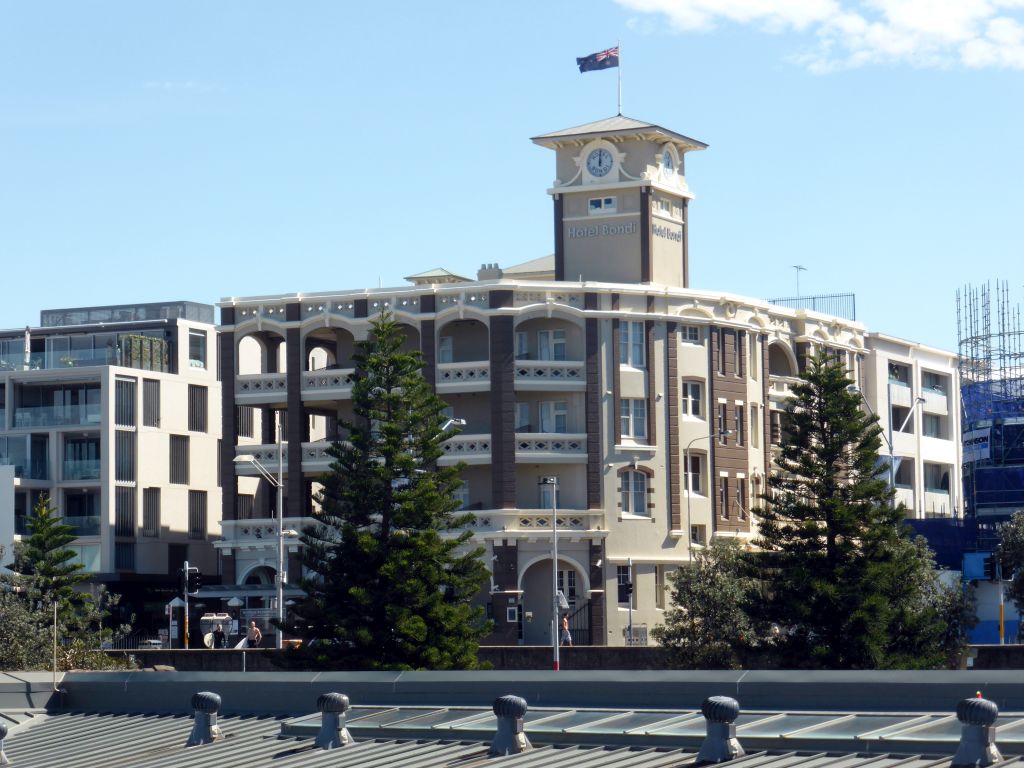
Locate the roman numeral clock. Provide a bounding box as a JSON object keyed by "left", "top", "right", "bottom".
{"left": 531, "top": 116, "right": 706, "bottom": 289}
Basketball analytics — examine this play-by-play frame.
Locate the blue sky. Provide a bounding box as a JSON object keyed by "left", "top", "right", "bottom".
{"left": 1, "top": 1, "right": 1021, "bottom": 352}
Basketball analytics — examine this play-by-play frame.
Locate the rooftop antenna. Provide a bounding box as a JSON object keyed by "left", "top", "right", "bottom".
{"left": 792, "top": 265, "right": 807, "bottom": 297}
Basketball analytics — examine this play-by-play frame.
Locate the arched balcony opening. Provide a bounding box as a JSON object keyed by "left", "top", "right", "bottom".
{"left": 436, "top": 319, "right": 489, "bottom": 364}
{"left": 768, "top": 341, "right": 798, "bottom": 378}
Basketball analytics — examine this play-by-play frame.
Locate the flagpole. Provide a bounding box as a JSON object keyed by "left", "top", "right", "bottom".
{"left": 617, "top": 40, "right": 622, "bottom": 115}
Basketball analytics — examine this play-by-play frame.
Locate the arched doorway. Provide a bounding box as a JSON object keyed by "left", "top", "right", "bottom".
{"left": 518, "top": 557, "right": 586, "bottom": 645}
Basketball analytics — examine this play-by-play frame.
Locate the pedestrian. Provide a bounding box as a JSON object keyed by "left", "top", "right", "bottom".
{"left": 247, "top": 620, "right": 263, "bottom": 648}
{"left": 560, "top": 613, "right": 572, "bottom": 647}
{"left": 212, "top": 623, "right": 227, "bottom": 649}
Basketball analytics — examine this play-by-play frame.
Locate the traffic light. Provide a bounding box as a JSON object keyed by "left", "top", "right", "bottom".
{"left": 983, "top": 555, "right": 996, "bottom": 581}
{"left": 186, "top": 569, "right": 202, "bottom": 594}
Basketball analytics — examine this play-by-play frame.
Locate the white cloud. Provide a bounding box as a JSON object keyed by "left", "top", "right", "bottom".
{"left": 616, "top": 0, "right": 1024, "bottom": 70}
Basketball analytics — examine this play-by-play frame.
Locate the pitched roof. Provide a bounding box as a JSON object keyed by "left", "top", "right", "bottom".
{"left": 531, "top": 115, "right": 708, "bottom": 151}
{"left": 403, "top": 268, "right": 472, "bottom": 285}
{"left": 502, "top": 254, "right": 555, "bottom": 278}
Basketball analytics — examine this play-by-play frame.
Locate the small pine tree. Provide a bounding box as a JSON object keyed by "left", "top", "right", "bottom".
{"left": 750, "top": 352, "right": 954, "bottom": 668}
{"left": 285, "top": 310, "right": 492, "bottom": 669}
{"left": 997, "top": 511, "right": 1024, "bottom": 614}
{"left": 15, "top": 493, "right": 89, "bottom": 624}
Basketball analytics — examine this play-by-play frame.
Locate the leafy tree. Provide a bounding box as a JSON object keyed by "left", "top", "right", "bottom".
{"left": 749, "top": 351, "right": 958, "bottom": 668}
{"left": 997, "top": 511, "right": 1024, "bottom": 614}
{"left": 284, "top": 310, "right": 492, "bottom": 669}
{"left": 652, "top": 538, "right": 759, "bottom": 669}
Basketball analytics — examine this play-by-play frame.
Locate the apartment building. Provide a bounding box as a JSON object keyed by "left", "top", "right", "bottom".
{"left": 215, "top": 116, "right": 962, "bottom": 646}
{"left": 0, "top": 301, "right": 221, "bottom": 631}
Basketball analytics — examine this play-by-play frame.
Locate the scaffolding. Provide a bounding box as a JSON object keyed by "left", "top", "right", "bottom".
{"left": 957, "top": 281, "right": 1024, "bottom": 519}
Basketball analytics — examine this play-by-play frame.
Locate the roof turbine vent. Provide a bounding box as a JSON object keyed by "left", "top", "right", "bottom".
{"left": 0, "top": 720, "right": 9, "bottom": 766}
{"left": 315, "top": 692, "right": 354, "bottom": 750}
{"left": 488, "top": 694, "right": 531, "bottom": 757}
{"left": 185, "top": 691, "right": 223, "bottom": 747}
{"left": 696, "top": 695, "right": 745, "bottom": 764}
{"left": 952, "top": 696, "right": 1002, "bottom": 768}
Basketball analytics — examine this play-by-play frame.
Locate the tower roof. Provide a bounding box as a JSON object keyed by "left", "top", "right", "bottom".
{"left": 531, "top": 115, "right": 707, "bottom": 152}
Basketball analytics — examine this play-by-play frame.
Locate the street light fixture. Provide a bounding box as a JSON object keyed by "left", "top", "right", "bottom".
{"left": 847, "top": 384, "right": 926, "bottom": 510}
{"left": 684, "top": 430, "right": 732, "bottom": 562}
{"left": 234, "top": 426, "right": 286, "bottom": 650}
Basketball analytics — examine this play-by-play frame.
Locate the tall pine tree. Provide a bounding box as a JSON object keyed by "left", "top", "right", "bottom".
{"left": 285, "top": 310, "right": 491, "bottom": 669}
{"left": 750, "top": 352, "right": 952, "bottom": 668}
{"left": 15, "top": 493, "right": 89, "bottom": 623}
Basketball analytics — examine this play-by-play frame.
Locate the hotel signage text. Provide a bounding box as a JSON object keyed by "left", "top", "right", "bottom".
{"left": 567, "top": 221, "right": 637, "bottom": 239}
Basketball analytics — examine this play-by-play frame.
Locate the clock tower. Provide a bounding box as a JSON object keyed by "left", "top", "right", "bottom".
{"left": 531, "top": 116, "right": 706, "bottom": 288}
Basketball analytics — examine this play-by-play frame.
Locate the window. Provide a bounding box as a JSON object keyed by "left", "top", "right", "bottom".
{"left": 924, "top": 463, "right": 951, "bottom": 492}
{"left": 923, "top": 371, "right": 947, "bottom": 394}
{"left": 717, "top": 330, "right": 725, "bottom": 375}
{"left": 734, "top": 332, "right": 744, "bottom": 378}
{"left": 557, "top": 570, "right": 578, "bottom": 610}
{"left": 750, "top": 404, "right": 760, "bottom": 448}
{"left": 115, "top": 430, "right": 135, "bottom": 482}
{"left": 685, "top": 454, "right": 703, "bottom": 494}
{"left": 539, "top": 401, "right": 568, "bottom": 433}
{"left": 188, "top": 385, "right": 208, "bottom": 432}
{"left": 719, "top": 477, "right": 729, "bottom": 519}
{"left": 923, "top": 413, "right": 944, "bottom": 439}
{"left": 690, "top": 524, "right": 706, "bottom": 545}
{"left": 188, "top": 330, "right": 207, "bottom": 368}
{"left": 142, "top": 488, "right": 160, "bottom": 537}
{"left": 143, "top": 379, "right": 160, "bottom": 427}
{"left": 620, "top": 399, "right": 647, "bottom": 440}
{"left": 237, "top": 405, "right": 254, "bottom": 439}
{"left": 681, "top": 381, "right": 702, "bottom": 417}
{"left": 454, "top": 482, "right": 470, "bottom": 510}
{"left": 515, "top": 332, "right": 528, "bottom": 359}
{"left": 735, "top": 406, "right": 745, "bottom": 446}
{"left": 620, "top": 321, "right": 645, "bottom": 368}
{"left": 115, "top": 487, "right": 135, "bottom": 537}
{"left": 589, "top": 196, "right": 617, "bottom": 214}
{"left": 621, "top": 470, "right": 648, "bottom": 516}
{"left": 169, "top": 435, "right": 189, "bottom": 484}
{"left": 681, "top": 325, "right": 700, "bottom": 344}
{"left": 438, "top": 336, "right": 453, "bottom": 364}
{"left": 736, "top": 478, "right": 747, "bottom": 520}
{"left": 655, "top": 565, "right": 668, "bottom": 610}
{"left": 515, "top": 402, "right": 530, "bottom": 431}
{"left": 616, "top": 565, "right": 633, "bottom": 607}
{"left": 188, "top": 490, "right": 207, "bottom": 540}
{"left": 718, "top": 404, "right": 728, "bottom": 443}
{"left": 115, "top": 378, "right": 136, "bottom": 427}
{"left": 749, "top": 333, "right": 759, "bottom": 379}
{"left": 538, "top": 329, "right": 566, "bottom": 361}
{"left": 538, "top": 477, "right": 560, "bottom": 509}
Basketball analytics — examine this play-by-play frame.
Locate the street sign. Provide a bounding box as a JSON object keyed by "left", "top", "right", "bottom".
{"left": 241, "top": 608, "right": 276, "bottom": 619}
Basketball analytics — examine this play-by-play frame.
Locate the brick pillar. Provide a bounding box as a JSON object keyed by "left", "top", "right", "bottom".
{"left": 218, "top": 320, "right": 237, "bottom": 525}
{"left": 487, "top": 541, "right": 520, "bottom": 645}
{"left": 589, "top": 541, "right": 607, "bottom": 646}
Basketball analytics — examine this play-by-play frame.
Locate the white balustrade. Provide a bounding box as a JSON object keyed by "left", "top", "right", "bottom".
{"left": 436, "top": 362, "right": 490, "bottom": 388}
{"left": 236, "top": 373, "right": 288, "bottom": 401}
{"left": 514, "top": 433, "right": 586, "bottom": 461}
{"left": 301, "top": 368, "right": 356, "bottom": 396}
{"left": 514, "top": 360, "right": 585, "bottom": 387}
{"left": 440, "top": 434, "right": 491, "bottom": 464}
{"left": 464, "top": 509, "right": 604, "bottom": 534}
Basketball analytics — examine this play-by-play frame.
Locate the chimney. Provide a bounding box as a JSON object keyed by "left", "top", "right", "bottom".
{"left": 185, "top": 691, "right": 223, "bottom": 747}
{"left": 478, "top": 263, "right": 503, "bottom": 281}
{"left": 0, "top": 720, "right": 9, "bottom": 766}
{"left": 488, "top": 694, "right": 531, "bottom": 757}
{"left": 696, "top": 696, "right": 745, "bottom": 764}
{"left": 952, "top": 696, "right": 1002, "bottom": 768}
{"left": 315, "top": 692, "right": 354, "bottom": 749}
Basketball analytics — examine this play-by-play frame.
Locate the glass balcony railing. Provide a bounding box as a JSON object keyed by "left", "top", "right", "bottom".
{"left": 64, "top": 458, "right": 101, "bottom": 481}
{"left": 0, "top": 349, "right": 118, "bottom": 370}
{"left": 14, "top": 403, "right": 101, "bottom": 428}
{"left": 0, "top": 460, "right": 48, "bottom": 480}
{"left": 64, "top": 515, "right": 101, "bottom": 537}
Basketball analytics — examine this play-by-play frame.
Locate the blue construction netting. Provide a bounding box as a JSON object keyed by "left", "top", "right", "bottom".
{"left": 962, "top": 377, "right": 1024, "bottom": 423}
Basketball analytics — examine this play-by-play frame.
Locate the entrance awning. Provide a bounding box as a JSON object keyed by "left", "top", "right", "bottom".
{"left": 194, "top": 584, "right": 306, "bottom": 599}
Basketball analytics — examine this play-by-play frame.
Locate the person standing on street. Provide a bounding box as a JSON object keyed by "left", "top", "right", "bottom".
{"left": 560, "top": 614, "right": 573, "bottom": 647}
{"left": 247, "top": 620, "right": 263, "bottom": 648}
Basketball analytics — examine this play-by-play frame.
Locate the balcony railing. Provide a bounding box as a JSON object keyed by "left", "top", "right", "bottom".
{"left": 464, "top": 508, "right": 604, "bottom": 534}
{"left": 0, "top": 460, "right": 48, "bottom": 481}
{"left": 768, "top": 375, "right": 801, "bottom": 400}
{"left": 514, "top": 432, "right": 587, "bottom": 462}
{"left": 439, "top": 434, "right": 491, "bottom": 465}
{"left": 301, "top": 368, "right": 356, "bottom": 398}
{"left": 514, "top": 360, "right": 586, "bottom": 389}
{"left": 14, "top": 404, "right": 101, "bottom": 428}
{"left": 64, "top": 458, "right": 101, "bottom": 481}
{"left": 64, "top": 515, "right": 101, "bottom": 537}
{"left": 235, "top": 372, "right": 288, "bottom": 402}
{"left": 436, "top": 362, "right": 490, "bottom": 390}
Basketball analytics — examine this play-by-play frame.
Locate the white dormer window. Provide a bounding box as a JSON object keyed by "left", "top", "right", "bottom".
{"left": 589, "top": 196, "right": 617, "bottom": 215}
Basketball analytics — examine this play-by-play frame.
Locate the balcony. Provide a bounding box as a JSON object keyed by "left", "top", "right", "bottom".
{"left": 463, "top": 508, "right": 605, "bottom": 536}
{"left": 894, "top": 486, "right": 915, "bottom": 511}
{"left": 216, "top": 517, "right": 316, "bottom": 554}
{"left": 14, "top": 403, "right": 101, "bottom": 428}
{"left": 889, "top": 382, "right": 913, "bottom": 408}
{"left": 301, "top": 368, "right": 356, "bottom": 400}
{"left": 436, "top": 362, "right": 490, "bottom": 393}
{"left": 0, "top": 460, "right": 48, "bottom": 481}
{"left": 233, "top": 442, "right": 336, "bottom": 476}
{"left": 768, "top": 375, "right": 801, "bottom": 403}
{"left": 64, "top": 515, "right": 101, "bottom": 537}
{"left": 64, "top": 458, "right": 101, "bottom": 481}
{"left": 923, "top": 490, "right": 952, "bottom": 517}
{"left": 921, "top": 388, "right": 948, "bottom": 415}
{"left": 235, "top": 372, "right": 287, "bottom": 404}
{"left": 438, "top": 434, "right": 491, "bottom": 466}
{"left": 514, "top": 361, "right": 586, "bottom": 391}
{"left": 515, "top": 432, "right": 587, "bottom": 463}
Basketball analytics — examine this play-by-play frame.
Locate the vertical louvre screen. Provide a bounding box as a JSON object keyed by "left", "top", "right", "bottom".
{"left": 237, "top": 493, "right": 255, "bottom": 520}
{"left": 115, "top": 430, "right": 136, "bottom": 482}
{"left": 237, "top": 406, "right": 254, "bottom": 438}
{"left": 115, "top": 486, "right": 135, "bottom": 537}
{"left": 115, "top": 542, "right": 135, "bottom": 571}
{"left": 143, "top": 379, "right": 160, "bottom": 427}
{"left": 170, "top": 435, "right": 190, "bottom": 484}
{"left": 188, "top": 384, "right": 208, "bottom": 432}
{"left": 142, "top": 487, "right": 160, "bottom": 537}
{"left": 114, "top": 378, "right": 136, "bottom": 427}
{"left": 188, "top": 490, "right": 207, "bottom": 540}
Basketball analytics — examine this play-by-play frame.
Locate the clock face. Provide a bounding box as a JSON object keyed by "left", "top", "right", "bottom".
{"left": 662, "top": 150, "right": 675, "bottom": 175}
{"left": 586, "top": 148, "right": 613, "bottom": 178}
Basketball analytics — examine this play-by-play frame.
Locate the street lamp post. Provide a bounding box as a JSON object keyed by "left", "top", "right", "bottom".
{"left": 684, "top": 430, "right": 731, "bottom": 563}
{"left": 847, "top": 384, "right": 925, "bottom": 511}
{"left": 234, "top": 426, "right": 286, "bottom": 650}
{"left": 539, "top": 476, "right": 560, "bottom": 671}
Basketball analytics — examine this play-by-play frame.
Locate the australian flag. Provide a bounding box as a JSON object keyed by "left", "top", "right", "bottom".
{"left": 577, "top": 46, "right": 619, "bottom": 73}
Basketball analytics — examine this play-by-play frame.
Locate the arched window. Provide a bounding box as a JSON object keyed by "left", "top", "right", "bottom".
{"left": 621, "top": 470, "right": 649, "bottom": 516}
